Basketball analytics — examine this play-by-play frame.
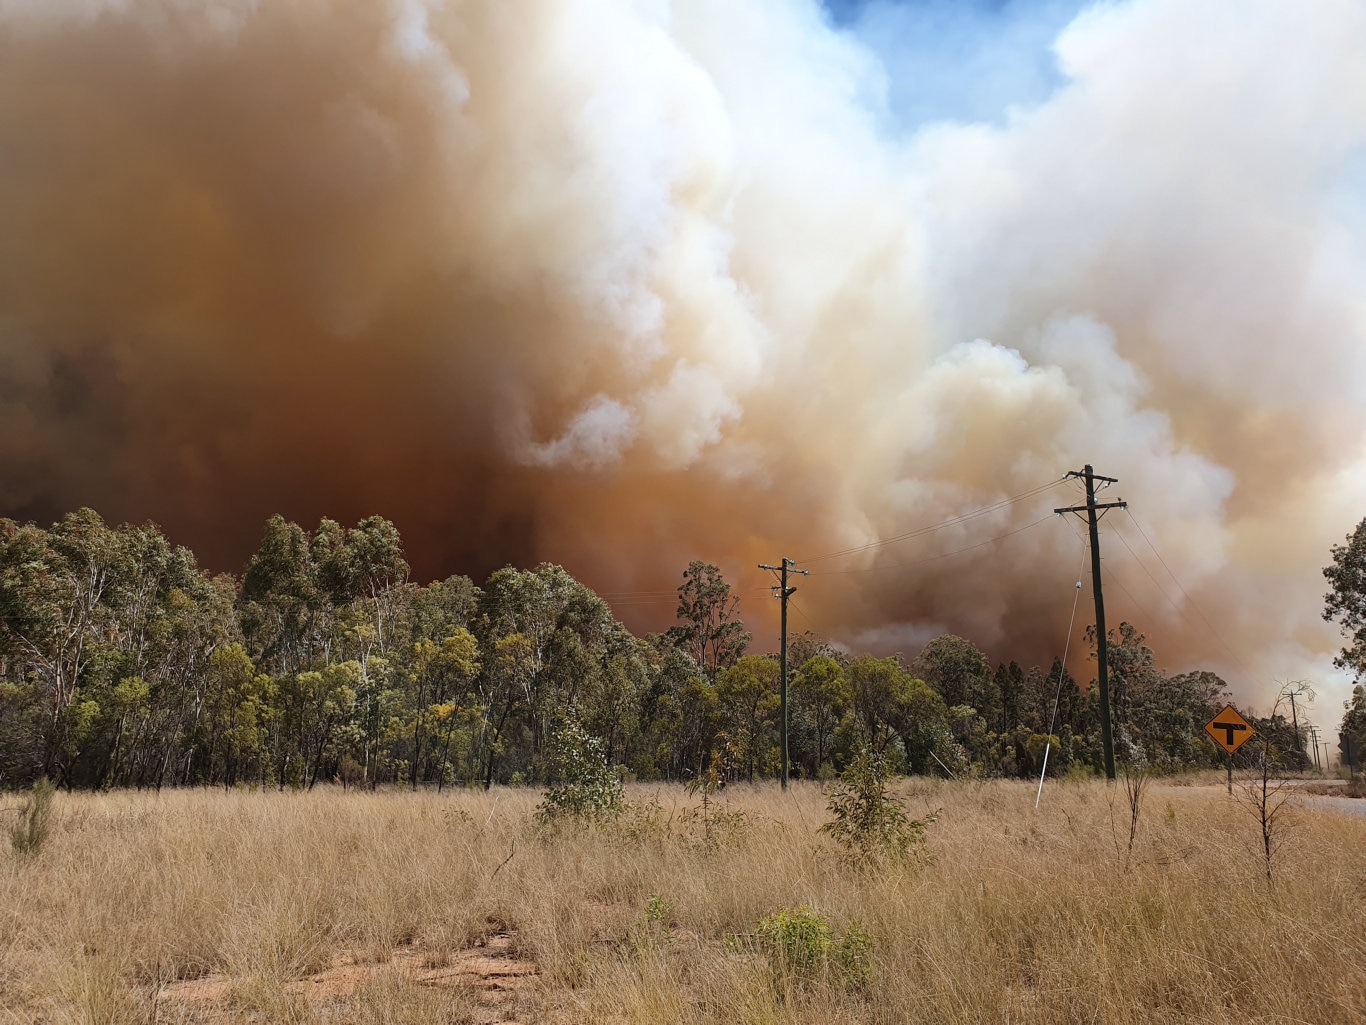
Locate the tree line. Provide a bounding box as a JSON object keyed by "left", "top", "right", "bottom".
{"left": 0, "top": 508, "right": 1313, "bottom": 791}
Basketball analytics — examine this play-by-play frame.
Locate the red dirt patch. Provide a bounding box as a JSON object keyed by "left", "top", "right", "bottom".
{"left": 158, "top": 933, "right": 537, "bottom": 1022}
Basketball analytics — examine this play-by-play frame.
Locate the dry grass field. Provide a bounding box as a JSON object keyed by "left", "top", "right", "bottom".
{"left": 2, "top": 778, "right": 1364, "bottom": 1024}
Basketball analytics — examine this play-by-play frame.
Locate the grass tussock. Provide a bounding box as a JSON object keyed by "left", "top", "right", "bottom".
{"left": 1, "top": 779, "right": 1364, "bottom": 1023}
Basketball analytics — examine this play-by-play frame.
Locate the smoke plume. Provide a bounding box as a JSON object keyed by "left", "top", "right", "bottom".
{"left": 2, "top": 0, "right": 1364, "bottom": 714}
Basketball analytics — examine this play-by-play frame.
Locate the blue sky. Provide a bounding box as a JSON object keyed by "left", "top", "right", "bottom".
{"left": 821, "top": 0, "right": 1091, "bottom": 128}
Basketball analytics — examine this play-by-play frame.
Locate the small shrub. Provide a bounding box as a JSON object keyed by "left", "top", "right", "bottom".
{"left": 820, "top": 746, "right": 937, "bottom": 865}
{"left": 623, "top": 891, "right": 677, "bottom": 954}
{"left": 608, "top": 796, "right": 669, "bottom": 848}
{"left": 1063, "top": 760, "right": 1092, "bottom": 783}
{"left": 836, "top": 920, "right": 874, "bottom": 989}
{"left": 755, "top": 906, "right": 875, "bottom": 989}
{"left": 644, "top": 892, "right": 674, "bottom": 926}
{"left": 537, "top": 719, "right": 624, "bottom": 824}
{"left": 10, "top": 777, "right": 55, "bottom": 857}
{"left": 756, "top": 905, "right": 833, "bottom": 979}
{"left": 686, "top": 749, "right": 750, "bottom": 849}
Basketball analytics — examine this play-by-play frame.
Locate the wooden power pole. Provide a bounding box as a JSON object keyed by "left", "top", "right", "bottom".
{"left": 1281, "top": 681, "right": 1313, "bottom": 766}
{"left": 759, "top": 557, "right": 807, "bottom": 790}
{"left": 1056, "top": 465, "right": 1126, "bottom": 781}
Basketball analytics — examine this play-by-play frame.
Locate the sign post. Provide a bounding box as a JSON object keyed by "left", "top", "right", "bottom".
{"left": 1204, "top": 704, "right": 1256, "bottom": 795}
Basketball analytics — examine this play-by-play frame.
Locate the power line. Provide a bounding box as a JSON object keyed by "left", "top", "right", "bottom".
{"left": 1054, "top": 464, "right": 1127, "bottom": 781}
{"left": 1123, "top": 509, "right": 1271, "bottom": 688}
{"left": 788, "top": 595, "right": 820, "bottom": 635}
{"left": 758, "top": 557, "right": 808, "bottom": 790}
{"left": 1107, "top": 520, "right": 1185, "bottom": 619}
{"left": 1065, "top": 520, "right": 1158, "bottom": 628}
{"left": 798, "top": 478, "right": 1066, "bottom": 565}
{"left": 1101, "top": 564, "right": 1161, "bottom": 629}
{"left": 1037, "top": 537, "right": 1088, "bottom": 809}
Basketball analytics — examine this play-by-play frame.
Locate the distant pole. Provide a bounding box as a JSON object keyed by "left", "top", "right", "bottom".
{"left": 1056, "top": 465, "right": 1126, "bottom": 781}
{"left": 759, "top": 557, "right": 807, "bottom": 790}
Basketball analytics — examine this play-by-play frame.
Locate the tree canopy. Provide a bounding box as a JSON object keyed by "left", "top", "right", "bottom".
{"left": 0, "top": 507, "right": 1260, "bottom": 791}
{"left": 1324, "top": 517, "right": 1366, "bottom": 681}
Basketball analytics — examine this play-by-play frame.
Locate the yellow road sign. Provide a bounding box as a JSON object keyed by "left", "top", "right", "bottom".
{"left": 1204, "top": 704, "right": 1255, "bottom": 755}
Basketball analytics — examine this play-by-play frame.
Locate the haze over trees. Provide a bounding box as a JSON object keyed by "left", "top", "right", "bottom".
{"left": 0, "top": 508, "right": 1310, "bottom": 791}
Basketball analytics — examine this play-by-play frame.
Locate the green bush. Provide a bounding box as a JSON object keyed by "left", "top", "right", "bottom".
{"left": 836, "top": 920, "right": 874, "bottom": 989}
{"left": 644, "top": 892, "right": 674, "bottom": 926}
{"left": 820, "top": 746, "right": 937, "bottom": 865}
{"left": 537, "top": 719, "right": 624, "bottom": 824}
{"left": 756, "top": 905, "right": 833, "bottom": 978}
{"left": 10, "top": 777, "right": 55, "bottom": 857}
{"left": 685, "top": 749, "right": 751, "bottom": 849}
{"left": 755, "top": 905, "right": 875, "bottom": 989}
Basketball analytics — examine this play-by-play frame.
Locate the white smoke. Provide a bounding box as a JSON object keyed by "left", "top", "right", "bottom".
{"left": 1, "top": 0, "right": 1364, "bottom": 721}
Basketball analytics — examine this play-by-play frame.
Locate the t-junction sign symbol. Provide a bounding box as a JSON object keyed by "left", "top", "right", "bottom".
{"left": 1204, "top": 704, "right": 1255, "bottom": 755}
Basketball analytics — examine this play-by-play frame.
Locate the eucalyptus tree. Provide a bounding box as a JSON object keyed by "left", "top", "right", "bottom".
{"left": 410, "top": 628, "right": 480, "bottom": 787}
{"left": 846, "top": 655, "right": 912, "bottom": 754}
{"left": 477, "top": 563, "right": 619, "bottom": 772}
{"left": 1325, "top": 517, "right": 1366, "bottom": 681}
{"left": 912, "top": 634, "right": 995, "bottom": 721}
{"left": 0, "top": 510, "right": 132, "bottom": 779}
{"left": 240, "top": 515, "right": 321, "bottom": 676}
{"left": 792, "top": 654, "right": 850, "bottom": 776}
{"left": 668, "top": 561, "right": 750, "bottom": 678}
{"left": 716, "top": 654, "right": 780, "bottom": 781}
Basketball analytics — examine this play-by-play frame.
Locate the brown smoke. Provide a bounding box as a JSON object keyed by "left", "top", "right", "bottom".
{"left": 2, "top": 0, "right": 1364, "bottom": 714}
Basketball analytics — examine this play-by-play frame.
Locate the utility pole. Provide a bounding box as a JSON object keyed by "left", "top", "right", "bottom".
{"left": 1308, "top": 725, "right": 1321, "bottom": 771}
{"left": 1281, "top": 681, "right": 1313, "bottom": 768}
{"left": 1055, "top": 465, "right": 1126, "bottom": 781}
{"left": 759, "top": 557, "right": 807, "bottom": 790}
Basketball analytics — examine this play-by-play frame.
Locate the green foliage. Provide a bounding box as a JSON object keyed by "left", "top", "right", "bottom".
{"left": 846, "top": 655, "right": 912, "bottom": 752}
{"left": 756, "top": 905, "right": 833, "bottom": 977}
{"left": 913, "top": 634, "right": 992, "bottom": 713}
{"left": 835, "top": 920, "right": 875, "bottom": 989}
{"left": 1063, "top": 759, "right": 1093, "bottom": 783}
{"left": 666, "top": 561, "right": 750, "bottom": 678}
{"left": 754, "top": 906, "right": 874, "bottom": 989}
{"left": 644, "top": 892, "right": 674, "bottom": 926}
{"left": 9, "top": 778, "right": 55, "bottom": 856}
{"left": 716, "top": 656, "right": 781, "bottom": 781}
{"left": 1340, "top": 684, "right": 1366, "bottom": 773}
{"left": 792, "top": 654, "right": 849, "bottom": 778}
{"left": 682, "top": 747, "right": 749, "bottom": 849}
{"left": 0, "top": 504, "right": 1273, "bottom": 791}
{"left": 1325, "top": 517, "right": 1366, "bottom": 680}
{"left": 686, "top": 749, "right": 723, "bottom": 835}
{"left": 537, "top": 719, "right": 624, "bottom": 824}
{"left": 820, "top": 746, "right": 937, "bottom": 865}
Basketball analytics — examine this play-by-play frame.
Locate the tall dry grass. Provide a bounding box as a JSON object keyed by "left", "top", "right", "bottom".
{"left": 2, "top": 778, "right": 1363, "bottom": 1024}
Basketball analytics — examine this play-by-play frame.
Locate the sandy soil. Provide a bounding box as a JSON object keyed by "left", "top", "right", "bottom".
{"left": 156, "top": 932, "right": 537, "bottom": 1023}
